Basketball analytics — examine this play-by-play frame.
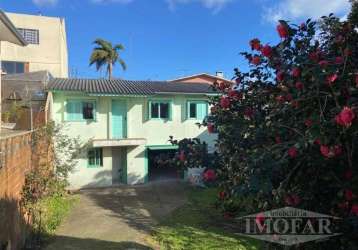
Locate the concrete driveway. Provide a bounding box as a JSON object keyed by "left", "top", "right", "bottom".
{"left": 46, "top": 180, "right": 187, "bottom": 250}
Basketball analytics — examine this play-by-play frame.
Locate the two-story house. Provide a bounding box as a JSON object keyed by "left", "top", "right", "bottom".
{"left": 48, "top": 78, "right": 217, "bottom": 189}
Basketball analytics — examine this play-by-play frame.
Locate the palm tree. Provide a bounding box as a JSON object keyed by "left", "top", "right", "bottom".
{"left": 89, "top": 39, "right": 127, "bottom": 80}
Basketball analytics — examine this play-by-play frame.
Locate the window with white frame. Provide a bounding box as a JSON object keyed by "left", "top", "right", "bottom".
{"left": 149, "top": 101, "right": 171, "bottom": 119}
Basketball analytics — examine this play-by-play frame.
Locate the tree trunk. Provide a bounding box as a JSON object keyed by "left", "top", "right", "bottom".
{"left": 108, "top": 63, "right": 113, "bottom": 80}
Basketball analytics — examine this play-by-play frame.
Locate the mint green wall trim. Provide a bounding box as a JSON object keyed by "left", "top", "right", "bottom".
{"left": 144, "top": 149, "right": 149, "bottom": 183}
{"left": 145, "top": 145, "right": 179, "bottom": 150}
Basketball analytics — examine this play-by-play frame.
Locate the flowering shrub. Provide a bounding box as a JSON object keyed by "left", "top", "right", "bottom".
{"left": 208, "top": 13, "right": 358, "bottom": 248}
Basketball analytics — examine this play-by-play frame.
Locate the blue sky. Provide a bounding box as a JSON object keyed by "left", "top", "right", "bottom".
{"left": 0, "top": 0, "right": 351, "bottom": 80}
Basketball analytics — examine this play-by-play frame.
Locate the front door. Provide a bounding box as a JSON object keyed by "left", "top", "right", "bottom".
{"left": 112, "top": 100, "right": 127, "bottom": 139}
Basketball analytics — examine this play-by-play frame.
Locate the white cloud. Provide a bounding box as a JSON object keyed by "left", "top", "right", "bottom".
{"left": 166, "top": 0, "right": 233, "bottom": 13}
{"left": 263, "top": 0, "right": 350, "bottom": 23}
{"left": 32, "top": 0, "right": 58, "bottom": 7}
{"left": 91, "top": 0, "right": 134, "bottom": 4}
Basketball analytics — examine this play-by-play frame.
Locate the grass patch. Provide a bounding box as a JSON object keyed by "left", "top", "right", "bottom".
{"left": 38, "top": 193, "right": 78, "bottom": 235}
{"left": 153, "top": 187, "right": 262, "bottom": 250}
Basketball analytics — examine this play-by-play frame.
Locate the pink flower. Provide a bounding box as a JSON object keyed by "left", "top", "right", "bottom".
{"left": 219, "top": 81, "right": 228, "bottom": 90}
{"left": 309, "top": 51, "right": 320, "bottom": 62}
{"left": 336, "top": 107, "right": 355, "bottom": 128}
{"left": 295, "top": 81, "right": 304, "bottom": 90}
{"left": 277, "top": 23, "right": 289, "bottom": 38}
{"left": 255, "top": 213, "right": 265, "bottom": 227}
{"left": 219, "top": 191, "right": 226, "bottom": 200}
{"left": 179, "top": 150, "right": 186, "bottom": 162}
{"left": 228, "top": 89, "right": 242, "bottom": 99}
{"left": 251, "top": 56, "right": 261, "bottom": 65}
{"left": 351, "top": 205, "right": 358, "bottom": 216}
{"left": 333, "top": 145, "right": 343, "bottom": 156}
{"left": 320, "top": 145, "right": 334, "bottom": 158}
{"left": 250, "top": 38, "right": 261, "bottom": 50}
{"left": 288, "top": 147, "right": 298, "bottom": 158}
{"left": 276, "top": 95, "right": 286, "bottom": 103}
{"left": 326, "top": 74, "right": 338, "bottom": 86}
{"left": 203, "top": 169, "right": 216, "bottom": 182}
{"left": 314, "top": 138, "right": 321, "bottom": 145}
{"left": 292, "top": 68, "right": 301, "bottom": 78}
{"left": 276, "top": 71, "right": 285, "bottom": 82}
{"left": 207, "top": 123, "right": 215, "bottom": 134}
{"left": 220, "top": 96, "right": 230, "bottom": 109}
{"left": 261, "top": 45, "right": 273, "bottom": 57}
{"left": 335, "top": 56, "right": 344, "bottom": 64}
{"left": 285, "top": 94, "right": 293, "bottom": 102}
{"left": 244, "top": 107, "right": 254, "bottom": 119}
{"left": 304, "top": 119, "right": 313, "bottom": 127}
{"left": 285, "top": 194, "right": 301, "bottom": 206}
{"left": 319, "top": 60, "right": 329, "bottom": 67}
{"left": 345, "top": 189, "right": 353, "bottom": 201}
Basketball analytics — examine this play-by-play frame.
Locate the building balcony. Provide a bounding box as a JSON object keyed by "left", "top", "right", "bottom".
{"left": 92, "top": 138, "right": 146, "bottom": 148}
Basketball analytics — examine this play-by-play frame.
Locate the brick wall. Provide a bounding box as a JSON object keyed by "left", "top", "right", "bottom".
{"left": 0, "top": 132, "right": 32, "bottom": 199}
{"left": 0, "top": 131, "right": 53, "bottom": 250}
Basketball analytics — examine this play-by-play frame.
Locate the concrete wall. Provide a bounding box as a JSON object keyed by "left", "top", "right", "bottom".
{"left": 52, "top": 92, "right": 217, "bottom": 188}
{"left": 1, "top": 12, "right": 68, "bottom": 77}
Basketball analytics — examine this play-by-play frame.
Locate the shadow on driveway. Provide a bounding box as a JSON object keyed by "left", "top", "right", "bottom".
{"left": 46, "top": 180, "right": 187, "bottom": 249}
{"left": 46, "top": 236, "right": 154, "bottom": 250}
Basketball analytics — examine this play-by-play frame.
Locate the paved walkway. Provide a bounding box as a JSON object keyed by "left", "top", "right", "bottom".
{"left": 46, "top": 180, "right": 187, "bottom": 250}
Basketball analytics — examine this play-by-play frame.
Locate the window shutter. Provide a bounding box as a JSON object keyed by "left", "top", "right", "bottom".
{"left": 168, "top": 102, "right": 173, "bottom": 121}
{"left": 66, "top": 101, "right": 75, "bottom": 121}
{"left": 66, "top": 100, "right": 83, "bottom": 121}
{"left": 74, "top": 101, "right": 83, "bottom": 120}
{"left": 187, "top": 102, "right": 191, "bottom": 119}
{"left": 148, "top": 101, "right": 152, "bottom": 120}
{"left": 197, "top": 102, "right": 208, "bottom": 120}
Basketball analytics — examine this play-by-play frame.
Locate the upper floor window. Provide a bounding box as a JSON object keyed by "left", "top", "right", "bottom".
{"left": 149, "top": 101, "right": 171, "bottom": 120}
{"left": 187, "top": 101, "right": 208, "bottom": 120}
{"left": 1, "top": 61, "right": 25, "bottom": 74}
{"left": 17, "top": 28, "right": 39, "bottom": 44}
{"left": 66, "top": 100, "right": 96, "bottom": 121}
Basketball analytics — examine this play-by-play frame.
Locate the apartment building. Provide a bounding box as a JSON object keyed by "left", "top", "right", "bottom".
{"left": 0, "top": 12, "right": 68, "bottom": 78}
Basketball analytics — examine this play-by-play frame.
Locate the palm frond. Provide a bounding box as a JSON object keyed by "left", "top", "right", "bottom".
{"left": 114, "top": 44, "right": 125, "bottom": 51}
{"left": 93, "top": 39, "right": 112, "bottom": 52}
{"left": 118, "top": 58, "right": 127, "bottom": 71}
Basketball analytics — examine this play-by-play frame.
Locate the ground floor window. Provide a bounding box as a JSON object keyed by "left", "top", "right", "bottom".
{"left": 88, "top": 148, "right": 103, "bottom": 167}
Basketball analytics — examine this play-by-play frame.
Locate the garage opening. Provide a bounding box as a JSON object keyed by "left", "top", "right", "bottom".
{"left": 147, "top": 146, "right": 182, "bottom": 182}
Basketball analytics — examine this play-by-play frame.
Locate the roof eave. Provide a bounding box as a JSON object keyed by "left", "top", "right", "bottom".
{"left": 0, "top": 10, "right": 27, "bottom": 46}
